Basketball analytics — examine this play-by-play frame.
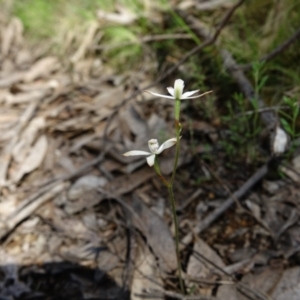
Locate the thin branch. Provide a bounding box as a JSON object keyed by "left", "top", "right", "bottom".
{"left": 181, "top": 160, "right": 271, "bottom": 247}
{"left": 104, "top": 0, "right": 246, "bottom": 139}
{"left": 239, "top": 26, "right": 300, "bottom": 71}
{"left": 93, "top": 33, "right": 192, "bottom": 51}
{"left": 181, "top": 10, "right": 279, "bottom": 129}
{"left": 160, "top": 0, "right": 246, "bottom": 81}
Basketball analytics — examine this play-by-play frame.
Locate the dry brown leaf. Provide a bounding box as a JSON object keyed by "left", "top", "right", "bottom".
{"left": 94, "top": 85, "right": 125, "bottom": 109}
{"left": 68, "top": 175, "right": 107, "bottom": 201}
{"left": 0, "top": 72, "right": 26, "bottom": 88}
{"left": 217, "top": 284, "right": 240, "bottom": 300}
{"left": 104, "top": 168, "right": 155, "bottom": 196}
{"left": 271, "top": 267, "right": 300, "bottom": 300}
{"left": 12, "top": 117, "right": 45, "bottom": 163}
{"left": 1, "top": 17, "right": 23, "bottom": 57}
{"left": 15, "top": 48, "right": 33, "bottom": 67}
{"left": 97, "top": 5, "right": 137, "bottom": 25}
{"left": 187, "top": 238, "right": 225, "bottom": 292}
{"left": 24, "top": 57, "right": 60, "bottom": 82}
{"left": 131, "top": 248, "right": 164, "bottom": 300}
{"left": 160, "top": 152, "right": 191, "bottom": 175}
{"left": 119, "top": 104, "right": 148, "bottom": 141}
{"left": 147, "top": 113, "right": 167, "bottom": 137}
{"left": 0, "top": 195, "right": 18, "bottom": 218}
{"left": 245, "top": 199, "right": 261, "bottom": 220}
{"left": 11, "top": 135, "right": 48, "bottom": 183}
{"left": 1, "top": 58, "right": 15, "bottom": 74}
{"left": 69, "top": 133, "right": 98, "bottom": 153}
{"left": 62, "top": 243, "right": 99, "bottom": 262}
{"left": 5, "top": 89, "right": 49, "bottom": 104}
{"left": 55, "top": 115, "right": 92, "bottom": 131}
{"left": 238, "top": 267, "right": 284, "bottom": 300}
{"left": 97, "top": 246, "right": 121, "bottom": 273}
{"left": 0, "top": 101, "right": 38, "bottom": 186}
{"left": 130, "top": 194, "right": 177, "bottom": 273}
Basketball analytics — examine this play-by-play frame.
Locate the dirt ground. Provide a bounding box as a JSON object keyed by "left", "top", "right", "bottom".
{"left": 1, "top": 5, "right": 300, "bottom": 300}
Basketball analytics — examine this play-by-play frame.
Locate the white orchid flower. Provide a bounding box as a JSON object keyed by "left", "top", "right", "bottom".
{"left": 123, "top": 138, "right": 178, "bottom": 167}
{"left": 145, "top": 79, "right": 211, "bottom": 100}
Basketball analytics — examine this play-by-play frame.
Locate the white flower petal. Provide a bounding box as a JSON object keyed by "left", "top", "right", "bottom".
{"left": 167, "top": 87, "right": 174, "bottom": 97}
{"left": 182, "top": 90, "right": 212, "bottom": 100}
{"left": 123, "top": 150, "right": 151, "bottom": 156}
{"left": 181, "top": 90, "right": 199, "bottom": 99}
{"left": 146, "top": 154, "right": 156, "bottom": 166}
{"left": 144, "top": 90, "right": 174, "bottom": 99}
{"left": 174, "top": 79, "right": 184, "bottom": 99}
{"left": 156, "top": 137, "right": 178, "bottom": 154}
{"left": 144, "top": 80, "right": 212, "bottom": 101}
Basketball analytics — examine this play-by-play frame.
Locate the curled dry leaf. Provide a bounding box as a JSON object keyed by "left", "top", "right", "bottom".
{"left": 12, "top": 117, "right": 45, "bottom": 163}
{"left": 104, "top": 168, "right": 155, "bottom": 196}
{"left": 217, "top": 285, "right": 240, "bottom": 300}
{"left": 131, "top": 248, "right": 164, "bottom": 300}
{"left": 119, "top": 104, "right": 148, "bottom": 142}
{"left": 130, "top": 194, "right": 177, "bottom": 273}
{"left": 1, "top": 17, "right": 23, "bottom": 57}
{"left": 5, "top": 89, "right": 50, "bottom": 105}
{"left": 97, "top": 5, "right": 137, "bottom": 25}
{"left": 68, "top": 175, "right": 107, "bottom": 201}
{"left": 187, "top": 238, "right": 227, "bottom": 298}
{"left": 24, "top": 57, "right": 60, "bottom": 82}
{"left": 11, "top": 135, "right": 48, "bottom": 183}
{"left": 187, "top": 238, "right": 225, "bottom": 287}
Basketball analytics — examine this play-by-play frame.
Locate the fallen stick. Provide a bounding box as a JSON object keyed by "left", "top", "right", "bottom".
{"left": 179, "top": 13, "right": 278, "bottom": 130}
{"left": 221, "top": 49, "right": 277, "bottom": 129}
{"left": 239, "top": 26, "right": 300, "bottom": 71}
{"left": 181, "top": 160, "right": 270, "bottom": 247}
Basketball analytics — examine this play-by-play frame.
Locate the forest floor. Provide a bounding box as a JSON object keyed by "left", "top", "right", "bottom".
{"left": 1, "top": 1, "right": 300, "bottom": 299}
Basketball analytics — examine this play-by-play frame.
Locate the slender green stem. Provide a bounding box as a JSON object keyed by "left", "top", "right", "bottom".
{"left": 175, "top": 99, "right": 181, "bottom": 121}
{"left": 171, "top": 121, "right": 181, "bottom": 185}
{"left": 168, "top": 185, "right": 184, "bottom": 293}
{"left": 153, "top": 157, "right": 170, "bottom": 187}
{"left": 153, "top": 98, "right": 185, "bottom": 293}
{"left": 168, "top": 98, "right": 184, "bottom": 293}
{"left": 172, "top": 98, "right": 182, "bottom": 184}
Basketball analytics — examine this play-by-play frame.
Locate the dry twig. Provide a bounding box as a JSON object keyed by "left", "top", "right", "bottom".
{"left": 104, "top": 0, "right": 246, "bottom": 139}
{"left": 93, "top": 33, "right": 192, "bottom": 51}
{"left": 239, "top": 26, "right": 300, "bottom": 71}
{"left": 181, "top": 160, "right": 271, "bottom": 246}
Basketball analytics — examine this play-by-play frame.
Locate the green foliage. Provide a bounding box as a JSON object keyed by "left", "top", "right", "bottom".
{"left": 218, "top": 61, "right": 268, "bottom": 163}
{"left": 220, "top": 92, "right": 261, "bottom": 162}
{"left": 280, "top": 96, "right": 300, "bottom": 139}
{"left": 13, "top": 0, "right": 58, "bottom": 38}
{"left": 4, "top": 0, "right": 300, "bottom": 165}
{"left": 102, "top": 26, "right": 142, "bottom": 67}
{"left": 11, "top": 0, "right": 116, "bottom": 39}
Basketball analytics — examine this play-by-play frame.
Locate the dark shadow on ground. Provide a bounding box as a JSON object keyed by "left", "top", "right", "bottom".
{"left": 0, "top": 261, "right": 129, "bottom": 300}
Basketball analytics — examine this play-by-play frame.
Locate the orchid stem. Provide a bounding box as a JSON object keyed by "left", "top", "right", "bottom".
{"left": 168, "top": 98, "right": 184, "bottom": 294}
{"left": 168, "top": 185, "right": 184, "bottom": 293}
{"left": 153, "top": 158, "right": 169, "bottom": 187}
